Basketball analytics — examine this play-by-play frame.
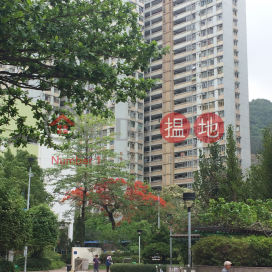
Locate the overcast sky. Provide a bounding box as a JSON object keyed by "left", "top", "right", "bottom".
{"left": 247, "top": 0, "right": 272, "bottom": 102}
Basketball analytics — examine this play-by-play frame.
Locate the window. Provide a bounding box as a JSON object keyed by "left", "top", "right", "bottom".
{"left": 130, "top": 111, "right": 136, "bottom": 118}
{"left": 201, "top": 40, "right": 207, "bottom": 47}
{"left": 233, "top": 29, "right": 238, "bottom": 36}
{"left": 130, "top": 121, "right": 135, "bottom": 127}
{"left": 233, "top": 9, "right": 237, "bottom": 16}
{"left": 202, "top": 60, "right": 208, "bottom": 67}
{"left": 138, "top": 102, "right": 143, "bottom": 108}
{"left": 233, "top": 0, "right": 237, "bottom": 6}
{"left": 201, "top": 0, "right": 206, "bottom": 6}
{"left": 217, "top": 66, "right": 223, "bottom": 74}
{"left": 201, "top": 30, "right": 206, "bottom": 36}
{"left": 236, "top": 125, "right": 240, "bottom": 132}
{"left": 217, "top": 45, "right": 223, "bottom": 52}
{"left": 202, "top": 71, "right": 207, "bottom": 78}
{"left": 218, "top": 77, "right": 224, "bottom": 85}
{"left": 234, "top": 39, "right": 238, "bottom": 46}
{"left": 208, "top": 58, "right": 214, "bottom": 65}
{"left": 201, "top": 19, "right": 206, "bottom": 26}
{"left": 235, "top": 71, "right": 239, "bottom": 78}
{"left": 235, "top": 81, "right": 240, "bottom": 89}
{"left": 201, "top": 50, "right": 207, "bottom": 57}
{"left": 208, "top": 80, "right": 214, "bottom": 87}
{"left": 218, "top": 99, "right": 224, "bottom": 107}
{"left": 236, "top": 114, "right": 240, "bottom": 121}
{"left": 235, "top": 103, "right": 240, "bottom": 110}
{"left": 218, "top": 56, "right": 223, "bottom": 63}
{"left": 208, "top": 91, "right": 215, "bottom": 98}
{"left": 202, "top": 103, "right": 208, "bottom": 110}
{"left": 208, "top": 69, "right": 214, "bottom": 76}
{"left": 233, "top": 19, "right": 238, "bottom": 26}
{"left": 207, "top": 0, "right": 213, "bottom": 3}
{"left": 217, "top": 24, "right": 223, "bottom": 31}
{"left": 218, "top": 88, "right": 224, "bottom": 96}
{"left": 217, "top": 35, "right": 223, "bottom": 42}
{"left": 234, "top": 50, "right": 239, "bottom": 56}
{"left": 200, "top": 9, "right": 206, "bottom": 16}
{"left": 138, "top": 165, "right": 143, "bottom": 171}
{"left": 202, "top": 81, "right": 208, "bottom": 88}
{"left": 138, "top": 144, "right": 143, "bottom": 150}
{"left": 207, "top": 17, "right": 213, "bottom": 25}
{"left": 234, "top": 60, "right": 239, "bottom": 67}
{"left": 207, "top": 27, "right": 213, "bottom": 35}
{"left": 138, "top": 154, "right": 143, "bottom": 160}
{"left": 207, "top": 7, "right": 213, "bottom": 14}
{"left": 208, "top": 48, "right": 214, "bottom": 55}
{"left": 216, "top": 3, "right": 222, "bottom": 10}
{"left": 207, "top": 38, "right": 213, "bottom": 45}
{"left": 217, "top": 13, "right": 222, "bottom": 21}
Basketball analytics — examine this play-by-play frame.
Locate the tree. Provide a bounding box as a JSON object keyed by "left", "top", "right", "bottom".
{"left": 0, "top": 149, "right": 51, "bottom": 206}
{"left": 193, "top": 141, "right": 225, "bottom": 207}
{"left": 47, "top": 114, "right": 165, "bottom": 245}
{"left": 0, "top": 178, "right": 31, "bottom": 257}
{"left": 29, "top": 204, "right": 58, "bottom": 257}
{"left": 0, "top": 0, "right": 168, "bottom": 148}
{"left": 248, "top": 125, "right": 272, "bottom": 199}
{"left": 219, "top": 125, "right": 244, "bottom": 202}
{"left": 194, "top": 125, "right": 247, "bottom": 206}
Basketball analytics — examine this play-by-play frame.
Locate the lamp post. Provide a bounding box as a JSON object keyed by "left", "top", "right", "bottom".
{"left": 24, "top": 158, "right": 35, "bottom": 272}
{"left": 137, "top": 230, "right": 142, "bottom": 263}
{"left": 183, "top": 192, "right": 195, "bottom": 272}
{"left": 157, "top": 187, "right": 162, "bottom": 229}
{"left": 167, "top": 214, "right": 173, "bottom": 272}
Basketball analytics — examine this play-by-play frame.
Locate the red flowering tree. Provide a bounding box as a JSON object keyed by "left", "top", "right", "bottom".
{"left": 61, "top": 178, "right": 166, "bottom": 230}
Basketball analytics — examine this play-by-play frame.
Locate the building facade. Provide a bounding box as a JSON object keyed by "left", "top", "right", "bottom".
{"left": 143, "top": 0, "right": 251, "bottom": 188}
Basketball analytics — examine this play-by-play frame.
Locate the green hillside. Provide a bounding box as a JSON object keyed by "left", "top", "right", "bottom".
{"left": 249, "top": 99, "right": 272, "bottom": 154}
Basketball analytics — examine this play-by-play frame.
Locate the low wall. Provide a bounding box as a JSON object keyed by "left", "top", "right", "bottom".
{"left": 196, "top": 266, "right": 272, "bottom": 272}
{"left": 71, "top": 247, "right": 102, "bottom": 271}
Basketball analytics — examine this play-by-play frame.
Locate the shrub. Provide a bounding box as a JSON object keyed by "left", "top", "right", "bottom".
{"left": 0, "top": 260, "right": 16, "bottom": 272}
{"left": 192, "top": 235, "right": 272, "bottom": 267}
{"left": 16, "top": 257, "right": 51, "bottom": 271}
{"left": 143, "top": 260, "right": 180, "bottom": 265}
{"left": 110, "top": 264, "right": 167, "bottom": 272}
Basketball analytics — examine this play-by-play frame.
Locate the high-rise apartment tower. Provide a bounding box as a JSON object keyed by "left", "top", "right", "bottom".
{"left": 143, "top": 0, "right": 251, "bottom": 188}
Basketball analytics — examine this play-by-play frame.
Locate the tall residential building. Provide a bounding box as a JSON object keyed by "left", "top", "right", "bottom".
{"left": 143, "top": 0, "right": 251, "bottom": 188}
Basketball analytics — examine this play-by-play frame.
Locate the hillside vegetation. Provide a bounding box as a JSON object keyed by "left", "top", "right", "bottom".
{"left": 250, "top": 99, "right": 272, "bottom": 154}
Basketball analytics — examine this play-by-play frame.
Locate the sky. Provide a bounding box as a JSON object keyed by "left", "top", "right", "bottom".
{"left": 246, "top": 0, "right": 272, "bottom": 102}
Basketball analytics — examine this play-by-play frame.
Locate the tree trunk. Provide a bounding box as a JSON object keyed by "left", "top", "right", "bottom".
{"left": 104, "top": 206, "right": 116, "bottom": 230}
{"left": 80, "top": 187, "right": 87, "bottom": 247}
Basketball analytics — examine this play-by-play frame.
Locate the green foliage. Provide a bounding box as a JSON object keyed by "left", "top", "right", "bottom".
{"left": 249, "top": 99, "right": 272, "bottom": 154}
{"left": 43, "top": 249, "right": 66, "bottom": 269}
{"left": 199, "top": 198, "right": 272, "bottom": 232}
{"left": 194, "top": 125, "right": 246, "bottom": 207}
{"left": 0, "top": 178, "right": 31, "bottom": 256}
{"left": 16, "top": 257, "right": 51, "bottom": 271}
{"left": 0, "top": 260, "right": 16, "bottom": 272}
{"left": 0, "top": 149, "right": 51, "bottom": 207}
{"left": 193, "top": 141, "right": 225, "bottom": 207}
{"left": 247, "top": 125, "right": 272, "bottom": 200}
{"left": 29, "top": 205, "right": 58, "bottom": 257}
{"left": 0, "top": 0, "right": 168, "bottom": 148}
{"left": 110, "top": 264, "right": 167, "bottom": 272}
{"left": 192, "top": 235, "right": 272, "bottom": 267}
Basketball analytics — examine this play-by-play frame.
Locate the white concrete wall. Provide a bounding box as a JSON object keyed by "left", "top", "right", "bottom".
{"left": 71, "top": 247, "right": 102, "bottom": 271}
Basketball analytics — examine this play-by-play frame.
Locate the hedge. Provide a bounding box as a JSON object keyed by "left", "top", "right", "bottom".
{"left": 110, "top": 264, "right": 167, "bottom": 272}
{"left": 0, "top": 260, "right": 16, "bottom": 272}
{"left": 143, "top": 260, "right": 180, "bottom": 265}
{"left": 16, "top": 257, "right": 51, "bottom": 271}
{"left": 192, "top": 235, "right": 272, "bottom": 267}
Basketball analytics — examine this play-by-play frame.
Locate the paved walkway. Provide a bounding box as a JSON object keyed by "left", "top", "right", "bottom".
{"left": 33, "top": 268, "right": 107, "bottom": 272}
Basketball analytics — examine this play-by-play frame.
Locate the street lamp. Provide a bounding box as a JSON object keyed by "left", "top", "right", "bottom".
{"left": 157, "top": 187, "right": 162, "bottom": 229}
{"left": 24, "top": 158, "right": 35, "bottom": 272}
{"left": 183, "top": 192, "right": 195, "bottom": 272}
{"left": 137, "top": 230, "right": 142, "bottom": 263}
{"left": 167, "top": 214, "right": 173, "bottom": 272}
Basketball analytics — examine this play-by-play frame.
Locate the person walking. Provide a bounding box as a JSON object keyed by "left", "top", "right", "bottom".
{"left": 222, "top": 261, "right": 232, "bottom": 272}
{"left": 106, "top": 256, "right": 113, "bottom": 272}
{"left": 93, "top": 255, "right": 101, "bottom": 272}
